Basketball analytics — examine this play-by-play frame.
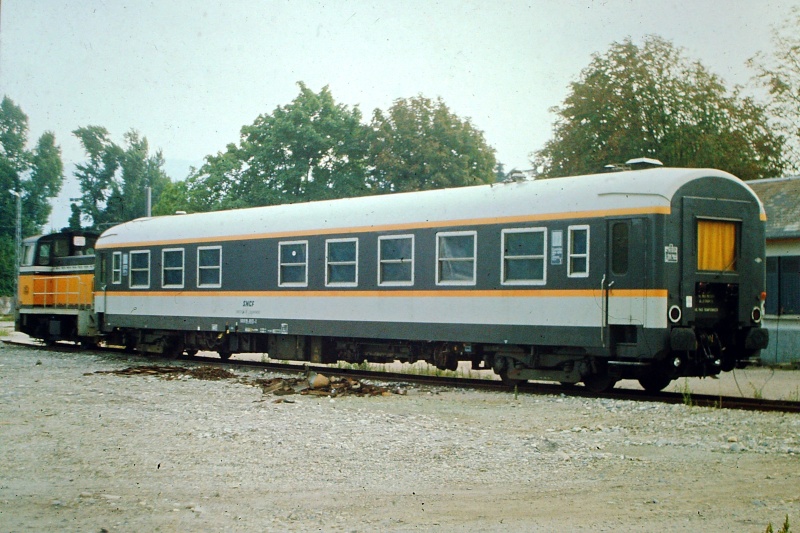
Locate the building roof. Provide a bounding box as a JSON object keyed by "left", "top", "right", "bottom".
{"left": 749, "top": 176, "right": 800, "bottom": 240}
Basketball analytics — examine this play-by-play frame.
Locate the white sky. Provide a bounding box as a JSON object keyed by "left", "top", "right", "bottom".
{"left": 0, "top": 0, "right": 794, "bottom": 228}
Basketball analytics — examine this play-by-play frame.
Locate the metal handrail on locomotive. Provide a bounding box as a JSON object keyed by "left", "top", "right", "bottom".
{"left": 15, "top": 167, "right": 769, "bottom": 392}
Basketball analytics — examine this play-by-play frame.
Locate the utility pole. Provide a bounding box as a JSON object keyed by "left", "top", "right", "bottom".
{"left": 8, "top": 189, "right": 22, "bottom": 308}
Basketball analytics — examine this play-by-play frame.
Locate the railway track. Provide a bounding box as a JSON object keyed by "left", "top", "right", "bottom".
{"left": 5, "top": 338, "right": 800, "bottom": 414}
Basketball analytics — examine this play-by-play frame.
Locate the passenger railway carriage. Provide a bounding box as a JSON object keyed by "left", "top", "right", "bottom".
{"left": 16, "top": 167, "right": 768, "bottom": 392}
{"left": 82, "top": 167, "right": 768, "bottom": 392}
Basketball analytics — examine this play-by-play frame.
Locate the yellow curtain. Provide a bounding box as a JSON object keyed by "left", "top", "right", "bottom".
{"left": 697, "top": 220, "right": 736, "bottom": 272}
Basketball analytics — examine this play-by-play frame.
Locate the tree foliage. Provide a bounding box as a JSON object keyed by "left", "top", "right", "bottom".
{"left": 73, "top": 127, "right": 171, "bottom": 229}
{"left": 0, "top": 96, "right": 65, "bottom": 295}
{"left": 534, "top": 36, "right": 785, "bottom": 180}
{"left": 185, "top": 83, "right": 370, "bottom": 211}
{"left": 179, "top": 83, "right": 498, "bottom": 212}
{"left": 368, "top": 96, "right": 496, "bottom": 192}
{"left": 748, "top": 6, "right": 800, "bottom": 172}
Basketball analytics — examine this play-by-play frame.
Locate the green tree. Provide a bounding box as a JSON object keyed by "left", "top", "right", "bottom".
{"left": 0, "top": 96, "right": 65, "bottom": 295}
{"left": 190, "top": 82, "right": 370, "bottom": 211}
{"left": 73, "top": 125, "right": 123, "bottom": 229}
{"left": 67, "top": 203, "right": 82, "bottom": 231}
{"left": 118, "top": 130, "right": 171, "bottom": 220}
{"left": 748, "top": 6, "right": 800, "bottom": 172}
{"left": 152, "top": 179, "right": 193, "bottom": 216}
{"left": 534, "top": 36, "right": 785, "bottom": 180}
{"left": 367, "top": 96, "right": 497, "bottom": 192}
{"left": 73, "top": 127, "right": 171, "bottom": 228}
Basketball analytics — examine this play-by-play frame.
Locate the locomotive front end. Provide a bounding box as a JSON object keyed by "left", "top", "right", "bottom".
{"left": 15, "top": 230, "right": 99, "bottom": 344}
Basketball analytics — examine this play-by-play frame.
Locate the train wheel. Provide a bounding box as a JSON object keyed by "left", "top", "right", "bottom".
{"left": 80, "top": 338, "right": 99, "bottom": 349}
{"left": 583, "top": 374, "right": 618, "bottom": 393}
{"left": 218, "top": 350, "right": 232, "bottom": 360}
{"left": 638, "top": 374, "right": 672, "bottom": 393}
{"left": 185, "top": 349, "right": 198, "bottom": 357}
{"left": 500, "top": 372, "right": 524, "bottom": 387}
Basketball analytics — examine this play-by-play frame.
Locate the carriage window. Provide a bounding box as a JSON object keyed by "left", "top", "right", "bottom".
{"left": 437, "top": 231, "right": 476, "bottom": 285}
{"left": 129, "top": 251, "right": 150, "bottom": 288}
{"left": 162, "top": 248, "right": 185, "bottom": 288}
{"left": 610, "top": 222, "right": 629, "bottom": 275}
{"left": 697, "top": 219, "right": 737, "bottom": 272}
{"left": 112, "top": 252, "right": 122, "bottom": 284}
{"left": 198, "top": 246, "right": 222, "bottom": 288}
{"left": 379, "top": 235, "right": 414, "bottom": 286}
{"left": 279, "top": 241, "right": 308, "bottom": 287}
{"left": 568, "top": 225, "right": 590, "bottom": 278}
{"left": 502, "top": 228, "right": 546, "bottom": 285}
{"left": 326, "top": 238, "right": 357, "bottom": 286}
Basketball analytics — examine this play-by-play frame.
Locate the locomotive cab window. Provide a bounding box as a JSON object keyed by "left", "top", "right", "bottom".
{"left": 53, "top": 238, "right": 69, "bottom": 258}
{"left": 162, "top": 248, "right": 185, "bottom": 288}
{"left": 697, "top": 219, "right": 738, "bottom": 272}
{"left": 37, "top": 242, "right": 51, "bottom": 265}
{"left": 21, "top": 243, "right": 35, "bottom": 266}
{"left": 198, "top": 246, "right": 222, "bottom": 288}
{"left": 129, "top": 251, "right": 151, "bottom": 289}
{"left": 437, "top": 231, "right": 476, "bottom": 285}
{"left": 568, "top": 225, "right": 590, "bottom": 278}
{"left": 378, "top": 235, "right": 414, "bottom": 286}
{"left": 279, "top": 241, "right": 308, "bottom": 287}
{"left": 502, "top": 228, "right": 546, "bottom": 285}
{"left": 326, "top": 238, "right": 358, "bottom": 287}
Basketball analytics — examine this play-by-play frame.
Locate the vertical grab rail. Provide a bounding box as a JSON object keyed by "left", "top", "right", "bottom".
{"left": 600, "top": 275, "right": 615, "bottom": 348}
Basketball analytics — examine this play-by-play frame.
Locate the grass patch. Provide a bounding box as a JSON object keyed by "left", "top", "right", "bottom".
{"left": 785, "top": 386, "right": 800, "bottom": 402}
{"left": 750, "top": 382, "right": 765, "bottom": 400}
{"left": 677, "top": 378, "right": 693, "bottom": 407}
{"left": 765, "top": 514, "right": 790, "bottom": 533}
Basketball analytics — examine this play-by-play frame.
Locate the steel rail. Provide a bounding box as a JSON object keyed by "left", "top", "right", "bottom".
{"left": 4, "top": 338, "right": 799, "bottom": 414}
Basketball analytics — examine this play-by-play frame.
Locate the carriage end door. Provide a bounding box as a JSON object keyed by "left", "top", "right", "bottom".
{"left": 605, "top": 218, "right": 648, "bottom": 328}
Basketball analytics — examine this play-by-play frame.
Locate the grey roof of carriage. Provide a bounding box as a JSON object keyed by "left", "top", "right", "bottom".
{"left": 749, "top": 176, "right": 800, "bottom": 240}
{"left": 98, "top": 167, "right": 759, "bottom": 248}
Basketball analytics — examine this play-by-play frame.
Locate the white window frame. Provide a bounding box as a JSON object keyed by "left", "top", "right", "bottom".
{"left": 112, "top": 251, "right": 122, "bottom": 284}
{"left": 129, "top": 250, "right": 151, "bottom": 289}
{"left": 197, "top": 246, "right": 222, "bottom": 288}
{"left": 501, "top": 227, "right": 547, "bottom": 286}
{"left": 436, "top": 230, "right": 477, "bottom": 286}
{"left": 567, "top": 225, "right": 590, "bottom": 278}
{"left": 162, "top": 248, "right": 185, "bottom": 289}
{"left": 325, "top": 238, "right": 358, "bottom": 287}
{"left": 278, "top": 240, "right": 309, "bottom": 287}
{"left": 378, "top": 234, "right": 415, "bottom": 287}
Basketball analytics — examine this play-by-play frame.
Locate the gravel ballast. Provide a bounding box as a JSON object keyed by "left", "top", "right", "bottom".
{"left": 1, "top": 342, "right": 798, "bottom": 531}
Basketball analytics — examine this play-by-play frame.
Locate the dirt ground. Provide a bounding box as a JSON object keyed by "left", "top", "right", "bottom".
{"left": 1, "top": 329, "right": 799, "bottom": 531}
